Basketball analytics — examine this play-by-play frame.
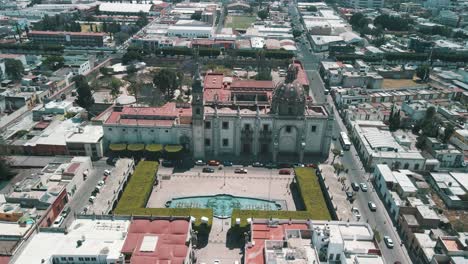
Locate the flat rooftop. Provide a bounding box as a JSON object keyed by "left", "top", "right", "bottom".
{"left": 12, "top": 218, "right": 131, "bottom": 264}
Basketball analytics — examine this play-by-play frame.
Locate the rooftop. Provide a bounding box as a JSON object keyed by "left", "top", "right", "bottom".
{"left": 121, "top": 219, "right": 191, "bottom": 264}
{"left": 12, "top": 218, "right": 130, "bottom": 264}
{"left": 29, "top": 30, "right": 105, "bottom": 37}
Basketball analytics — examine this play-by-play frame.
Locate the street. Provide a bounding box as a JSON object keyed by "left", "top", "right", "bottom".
{"left": 62, "top": 160, "right": 113, "bottom": 227}
{"left": 290, "top": 4, "right": 412, "bottom": 263}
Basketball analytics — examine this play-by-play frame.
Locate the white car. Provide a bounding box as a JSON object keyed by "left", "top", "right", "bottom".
{"left": 360, "top": 183, "right": 368, "bottom": 192}
{"left": 195, "top": 160, "right": 205, "bottom": 166}
{"left": 104, "top": 169, "right": 111, "bottom": 176}
{"left": 384, "top": 236, "right": 394, "bottom": 248}
{"left": 351, "top": 207, "right": 361, "bottom": 219}
{"left": 52, "top": 216, "right": 64, "bottom": 228}
{"left": 368, "top": 201, "right": 377, "bottom": 211}
{"left": 89, "top": 196, "right": 96, "bottom": 203}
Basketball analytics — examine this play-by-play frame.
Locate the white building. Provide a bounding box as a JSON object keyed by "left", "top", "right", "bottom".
{"left": 64, "top": 56, "right": 92, "bottom": 76}
{"left": 345, "top": 0, "right": 384, "bottom": 9}
{"left": 246, "top": 219, "right": 385, "bottom": 264}
{"left": 98, "top": 3, "right": 157, "bottom": 15}
{"left": 374, "top": 164, "right": 419, "bottom": 220}
{"left": 97, "top": 63, "right": 333, "bottom": 163}
{"left": 167, "top": 25, "right": 213, "bottom": 38}
{"left": 351, "top": 121, "right": 426, "bottom": 171}
{"left": 66, "top": 125, "right": 104, "bottom": 159}
{"left": 11, "top": 218, "right": 131, "bottom": 264}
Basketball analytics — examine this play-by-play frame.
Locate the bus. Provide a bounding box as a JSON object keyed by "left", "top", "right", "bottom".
{"left": 339, "top": 132, "right": 351, "bottom": 151}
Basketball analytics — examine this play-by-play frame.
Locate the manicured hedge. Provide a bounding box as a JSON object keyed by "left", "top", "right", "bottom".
{"left": 114, "top": 161, "right": 158, "bottom": 211}
{"left": 231, "top": 167, "right": 331, "bottom": 227}
{"left": 114, "top": 161, "right": 213, "bottom": 227}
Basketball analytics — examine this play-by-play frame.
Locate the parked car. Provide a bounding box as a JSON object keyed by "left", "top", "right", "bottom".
{"left": 360, "top": 183, "right": 368, "bottom": 192}
{"left": 234, "top": 168, "right": 248, "bottom": 174}
{"left": 195, "top": 160, "right": 205, "bottom": 166}
{"left": 97, "top": 180, "right": 105, "bottom": 187}
{"left": 339, "top": 150, "right": 344, "bottom": 157}
{"left": 208, "top": 160, "right": 220, "bottom": 166}
{"left": 94, "top": 185, "right": 102, "bottom": 193}
{"left": 384, "top": 236, "right": 394, "bottom": 248}
{"left": 104, "top": 169, "right": 111, "bottom": 176}
{"left": 162, "top": 160, "right": 174, "bottom": 167}
{"left": 222, "top": 161, "right": 233, "bottom": 166}
{"left": 89, "top": 196, "right": 96, "bottom": 203}
{"left": 305, "top": 163, "right": 317, "bottom": 168}
{"left": 61, "top": 207, "right": 71, "bottom": 218}
{"left": 368, "top": 201, "right": 377, "bottom": 211}
{"left": 202, "top": 167, "right": 215, "bottom": 173}
{"left": 351, "top": 182, "right": 360, "bottom": 191}
{"left": 52, "top": 216, "right": 64, "bottom": 228}
{"left": 279, "top": 169, "right": 291, "bottom": 175}
{"left": 351, "top": 207, "right": 361, "bottom": 219}
{"left": 346, "top": 191, "right": 354, "bottom": 200}
{"left": 252, "top": 162, "right": 263, "bottom": 167}
{"left": 106, "top": 157, "right": 118, "bottom": 165}
{"left": 278, "top": 163, "right": 292, "bottom": 168}
{"left": 293, "top": 163, "right": 304, "bottom": 167}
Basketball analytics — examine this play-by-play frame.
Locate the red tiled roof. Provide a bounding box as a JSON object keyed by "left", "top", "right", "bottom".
{"left": 204, "top": 73, "right": 224, "bottom": 89}
{"left": 0, "top": 54, "right": 23, "bottom": 59}
{"left": 246, "top": 223, "right": 309, "bottom": 264}
{"left": 294, "top": 61, "right": 309, "bottom": 87}
{"left": 230, "top": 80, "right": 275, "bottom": 90}
{"left": 121, "top": 219, "right": 190, "bottom": 264}
{"left": 29, "top": 30, "right": 106, "bottom": 37}
{"left": 104, "top": 103, "right": 192, "bottom": 125}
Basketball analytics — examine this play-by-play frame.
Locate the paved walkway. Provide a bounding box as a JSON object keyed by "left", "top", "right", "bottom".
{"left": 319, "top": 164, "right": 355, "bottom": 222}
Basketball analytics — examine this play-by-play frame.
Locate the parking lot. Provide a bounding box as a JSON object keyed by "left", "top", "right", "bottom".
{"left": 148, "top": 165, "right": 297, "bottom": 210}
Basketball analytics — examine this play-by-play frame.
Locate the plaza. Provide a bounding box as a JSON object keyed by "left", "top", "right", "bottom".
{"left": 147, "top": 166, "right": 298, "bottom": 214}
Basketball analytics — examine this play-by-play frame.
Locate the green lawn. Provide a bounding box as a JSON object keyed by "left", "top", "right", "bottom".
{"left": 225, "top": 15, "right": 256, "bottom": 29}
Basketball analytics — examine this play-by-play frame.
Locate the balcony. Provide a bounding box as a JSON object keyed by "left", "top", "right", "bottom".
{"left": 259, "top": 129, "right": 272, "bottom": 142}
{"left": 241, "top": 128, "right": 253, "bottom": 140}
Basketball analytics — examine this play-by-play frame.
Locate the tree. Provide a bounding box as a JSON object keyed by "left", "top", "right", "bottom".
{"left": 258, "top": 9, "right": 269, "bottom": 20}
{"left": 388, "top": 104, "right": 401, "bottom": 132}
{"left": 153, "top": 69, "right": 179, "bottom": 99}
{"left": 191, "top": 12, "right": 202, "bottom": 20}
{"left": 0, "top": 158, "right": 15, "bottom": 181}
{"left": 122, "top": 50, "right": 143, "bottom": 64}
{"left": 73, "top": 75, "right": 94, "bottom": 110}
{"left": 114, "top": 32, "right": 130, "bottom": 45}
{"left": 331, "top": 148, "right": 341, "bottom": 164}
{"left": 43, "top": 56, "right": 64, "bottom": 71}
{"left": 333, "top": 163, "right": 345, "bottom": 175}
{"left": 416, "top": 135, "right": 427, "bottom": 150}
{"left": 292, "top": 29, "right": 303, "bottom": 38}
{"left": 373, "top": 14, "right": 412, "bottom": 31}
{"left": 110, "top": 77, "right": 122, "bottom": 98}
{"left": 442, "top": 124, "right": 455, "bottom": 143}
{"left": 349, "top": 13, "right": 367, "bottom": 30}
{"left": 126, "top": 64, "right": 137, "bottom": 74}
{"left": 416, "top": 65, "right": 430, "bottom": 81}
{"left": 4, "top": 59, "right": 24, "bottom": 81}
{"left": 136, "top": 11, "right": 149, "bottom": 28}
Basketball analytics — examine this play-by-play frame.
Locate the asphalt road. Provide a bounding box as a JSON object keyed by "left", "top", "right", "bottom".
{"left": 62, "top": 160, "right": 113, "bottom": 227}
{"left": 290, "top": 4, "right": 412, "bottom": 261}
{"left": 299, "top": 51, "right": 412, "bottom": 264}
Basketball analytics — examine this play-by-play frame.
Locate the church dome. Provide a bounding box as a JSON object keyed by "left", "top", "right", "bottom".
{"left": 271, "top": 81, "right": 306, "bottom": 116}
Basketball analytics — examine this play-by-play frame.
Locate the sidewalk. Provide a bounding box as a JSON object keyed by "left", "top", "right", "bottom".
{"left": 319, "top": 164, "right": 355, "bottom": 221}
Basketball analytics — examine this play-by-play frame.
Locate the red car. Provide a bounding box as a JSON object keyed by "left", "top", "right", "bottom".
{"left": 208, "top": 160, "right": 220, "bottom": 166}
{"left": 279, "top": 169, "right": 291, "bottom": 175}
{"left": 305, "top": 164, "right": 317, "bottom": 168}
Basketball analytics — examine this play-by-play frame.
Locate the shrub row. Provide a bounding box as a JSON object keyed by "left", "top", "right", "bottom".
{"left": 231, "top": 167, "right": 332, "bottom": 227}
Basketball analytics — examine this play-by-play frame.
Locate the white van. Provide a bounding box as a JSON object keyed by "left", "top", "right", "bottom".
{"left": 52, "top": 216, "right": 64, "bottom": 228}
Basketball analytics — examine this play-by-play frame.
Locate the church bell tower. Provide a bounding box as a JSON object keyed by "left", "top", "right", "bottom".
{"left": 191, "top": 64, "right": 205, "bottom": 159}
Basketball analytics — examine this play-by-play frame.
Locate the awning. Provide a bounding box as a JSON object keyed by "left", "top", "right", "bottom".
{"left": 164, "top": 145, "right": 183, "bottom": 153}
{"left": 127, "top": 144, "right": 145, "bottom": 151}
{"left": 146, "top": 144, "right": 163, "bottom": 152}
{"left": 109, "top": 144, "right": 127, "bottom": 151}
